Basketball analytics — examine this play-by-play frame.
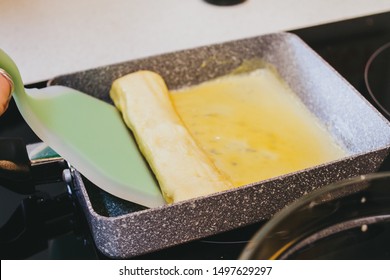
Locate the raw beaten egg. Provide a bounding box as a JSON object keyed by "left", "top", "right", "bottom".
{"left": 171, "top": 68, "right": 347, "bottom": 187}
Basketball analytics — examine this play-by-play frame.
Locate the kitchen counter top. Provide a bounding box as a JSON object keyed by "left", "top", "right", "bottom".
{"left": 1, "top": 0, "right": 389, "bottom": 84}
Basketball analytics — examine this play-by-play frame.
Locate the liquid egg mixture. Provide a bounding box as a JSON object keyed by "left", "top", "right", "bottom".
{"left": 171, "top": 68, "right": 347, "bottom": 187}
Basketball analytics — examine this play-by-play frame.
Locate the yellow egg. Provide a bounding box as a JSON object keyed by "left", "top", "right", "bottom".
{"left": 171, "top": 68, "right": 347, "bottom": 187}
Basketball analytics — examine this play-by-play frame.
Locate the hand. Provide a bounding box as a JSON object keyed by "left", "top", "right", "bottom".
{"left": 0, "top": 69, "right": 13, "bottom": 116}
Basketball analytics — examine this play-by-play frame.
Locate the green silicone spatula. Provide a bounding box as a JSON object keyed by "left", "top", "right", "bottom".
{"left": 0, "top": 49, "right": 165, "bottom": 208}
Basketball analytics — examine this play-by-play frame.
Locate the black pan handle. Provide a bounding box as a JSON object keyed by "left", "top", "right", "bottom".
{"left": 0, "top": 138, "right": 68, "bottom": 194}
{"left": 0, "top": 137, "right": 34, "bottom": 194}
{"left": 0, "top": 138, "right": 93, "bottom": 259}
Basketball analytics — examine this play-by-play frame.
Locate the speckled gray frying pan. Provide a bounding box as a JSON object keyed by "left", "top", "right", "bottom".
{"left": 50, "top": 32, "right": 390, "bottom": 258}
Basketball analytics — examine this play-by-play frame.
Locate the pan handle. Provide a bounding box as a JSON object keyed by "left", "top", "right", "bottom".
{"left": 0, "top": 138, "right": 67, "bottom": 194}
{"left": 0, "top": 137, "right": 34, "bottom": 194}
{"left": 0, "top": 139, "right": 92, "bottom": 259}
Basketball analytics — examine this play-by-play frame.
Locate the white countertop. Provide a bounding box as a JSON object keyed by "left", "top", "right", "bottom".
{"left": 1, "top": 0, "right": 389, "bottom": 84}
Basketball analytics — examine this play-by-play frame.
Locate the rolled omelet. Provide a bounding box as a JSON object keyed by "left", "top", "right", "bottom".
{"left": 110, "top": 70, "right": 233, "bottom": 204}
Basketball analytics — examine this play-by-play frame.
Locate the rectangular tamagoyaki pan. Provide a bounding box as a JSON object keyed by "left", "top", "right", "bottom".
{"left": 49, "top": 32, "right": 390, "bottom": 258}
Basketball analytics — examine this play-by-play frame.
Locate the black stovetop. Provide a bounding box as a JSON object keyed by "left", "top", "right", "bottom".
{"left": 1, "top": 11, "right": 389, "bottom": 260}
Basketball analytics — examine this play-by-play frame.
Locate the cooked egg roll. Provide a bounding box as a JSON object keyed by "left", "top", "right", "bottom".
{"left": 110, "top": 70, "right": 233, "bottom": 204}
